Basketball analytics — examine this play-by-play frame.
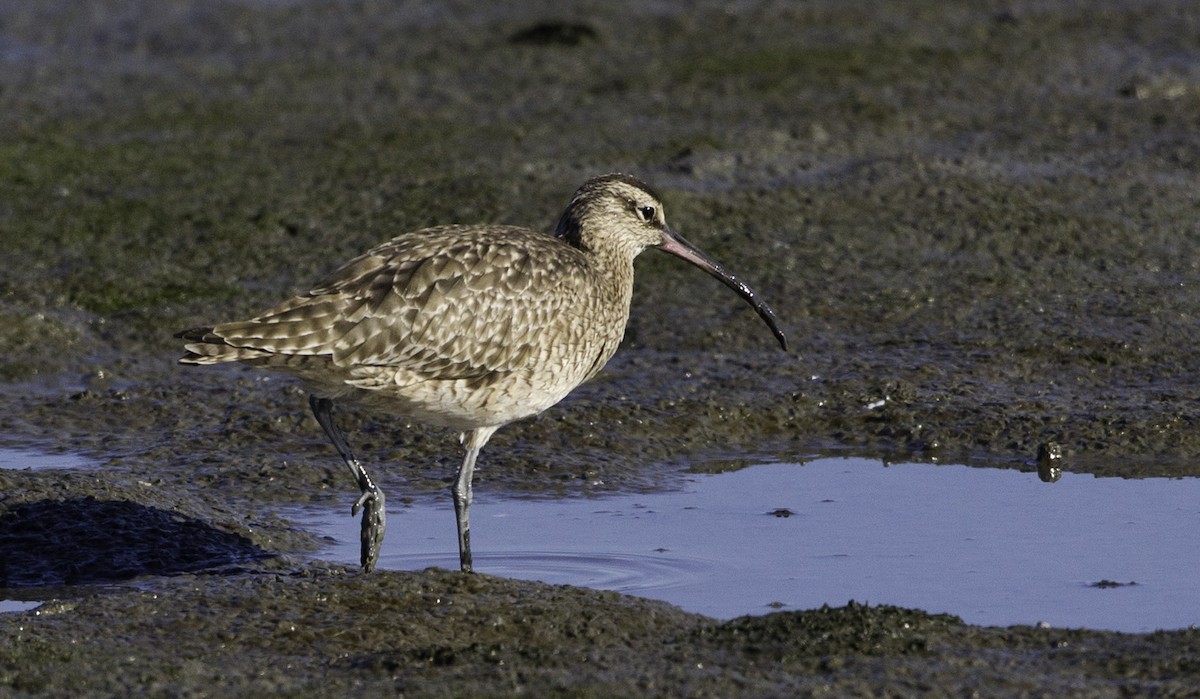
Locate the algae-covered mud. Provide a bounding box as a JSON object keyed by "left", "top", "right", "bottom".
{"left": 3, "top": 0, "right": 1200, "bottom": 695}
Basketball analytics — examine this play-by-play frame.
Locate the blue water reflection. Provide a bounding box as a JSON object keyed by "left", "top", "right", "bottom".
{"left": 0, "top": 448, "right": 95, "bottom": 471}
{"left": 292, "top": 457, "right": 1200, "bottom": 632}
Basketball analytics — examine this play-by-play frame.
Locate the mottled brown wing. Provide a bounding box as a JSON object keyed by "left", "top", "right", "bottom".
{"left": 209, "top": 226, "right": 586, "bottom": 381}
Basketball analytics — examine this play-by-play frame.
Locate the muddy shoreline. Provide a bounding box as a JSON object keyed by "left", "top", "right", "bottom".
{"left": 3, "top": 1, "right": 1200, "bottom": 695}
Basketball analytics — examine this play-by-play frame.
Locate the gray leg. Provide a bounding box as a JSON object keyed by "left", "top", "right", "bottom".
{"left": 453, "top": 426, "right": 498, "bottom": 573}
{"left": 309, "top": 395, "right": 386, "bottom": 573}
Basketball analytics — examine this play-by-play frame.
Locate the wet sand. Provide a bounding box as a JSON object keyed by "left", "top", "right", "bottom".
{"left": 2, "top": 1, "right": 1200, "bottom": 695}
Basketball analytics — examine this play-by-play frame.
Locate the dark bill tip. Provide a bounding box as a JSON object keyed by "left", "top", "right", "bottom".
{"left": 658, "top": 228, "right": 788, "bottom": 351}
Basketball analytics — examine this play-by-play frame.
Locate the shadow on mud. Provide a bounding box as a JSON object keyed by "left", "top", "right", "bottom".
{"left": 0, "top": 498, "right": 268, "bottom": 587}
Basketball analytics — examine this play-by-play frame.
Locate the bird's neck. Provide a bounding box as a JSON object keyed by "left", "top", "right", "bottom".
{"left": 587, "top": 244, "right": 637, "bottom": 310}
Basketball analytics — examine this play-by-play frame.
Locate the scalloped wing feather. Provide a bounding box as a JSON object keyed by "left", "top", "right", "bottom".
{"left": 204, "top": 226, "right": 587, "bottom": 382}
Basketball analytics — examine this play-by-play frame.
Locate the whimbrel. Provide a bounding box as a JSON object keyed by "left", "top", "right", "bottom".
{"left": 178, "top": 174, "right": 787, "bottom": 573}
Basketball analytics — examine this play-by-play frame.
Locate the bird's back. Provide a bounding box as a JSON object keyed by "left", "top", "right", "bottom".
{"left": 179, "top": 224, "right": 634, "bottom": 428}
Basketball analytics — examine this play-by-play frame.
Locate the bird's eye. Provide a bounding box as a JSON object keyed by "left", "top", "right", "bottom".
{"left": 637, "top": 205, "right": 656, "bottom": 222}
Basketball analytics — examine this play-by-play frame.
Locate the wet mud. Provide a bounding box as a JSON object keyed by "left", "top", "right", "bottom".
{"left": 3, "top": 0, "right": 1200, "bottom": 695}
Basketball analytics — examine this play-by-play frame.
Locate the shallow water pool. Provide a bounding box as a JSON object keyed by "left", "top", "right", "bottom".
{"left": 0, "top": 447, "right": 94, "bottom": 471}
{"left": 292, "top": 457, "right": 1200, "bottom": 632}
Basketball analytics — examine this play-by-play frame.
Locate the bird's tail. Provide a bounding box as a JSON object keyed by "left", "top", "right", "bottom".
{"left": 175, "top": 327, "right": 270, "bottom": 365}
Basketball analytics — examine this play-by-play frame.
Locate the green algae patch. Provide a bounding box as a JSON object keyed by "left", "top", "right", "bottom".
{"left": 678, "top": 42, "right": 964, "bottom": 93}
{"left": 0, "top": 310, "right": 83, "bottom": 381}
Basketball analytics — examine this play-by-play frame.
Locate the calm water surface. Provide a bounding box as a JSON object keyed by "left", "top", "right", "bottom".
{"left": 0, "top": 448, "right": 94, "bottom": 471}
{"left": 295, "top": 457, "right": 1200, "bottom": 632}
{"left": 4, "top": 447, "right": 1195, "bottom": 631}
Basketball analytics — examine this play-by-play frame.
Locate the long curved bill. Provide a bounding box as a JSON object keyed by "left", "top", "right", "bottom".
{"left": 657, "top": 227, "right": 788, "bottom": 351}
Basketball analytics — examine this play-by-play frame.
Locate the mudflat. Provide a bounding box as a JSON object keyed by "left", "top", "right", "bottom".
{"left": 2, "top": 1, "right": 1198, "bottom": 695}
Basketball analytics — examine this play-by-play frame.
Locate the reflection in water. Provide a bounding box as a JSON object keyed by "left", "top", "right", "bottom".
{"left": 292, "top": 457, "right": 1199, "bottom": 632}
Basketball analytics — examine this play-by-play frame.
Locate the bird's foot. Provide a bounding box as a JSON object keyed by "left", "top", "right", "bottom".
{"left": 459, "top": 532, "right": 473, "bottom": 574}
{"left": 352, "top": 486, "right": 386, "bottom": 573}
